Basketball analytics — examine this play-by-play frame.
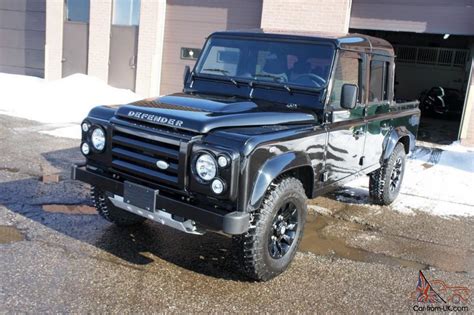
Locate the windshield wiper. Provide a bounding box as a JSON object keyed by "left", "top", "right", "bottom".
{"left": 202, "top": 68, "right": 239, "bottom": 87}
{"left": 250, "top": 74, "right": 293, "bottom": 94}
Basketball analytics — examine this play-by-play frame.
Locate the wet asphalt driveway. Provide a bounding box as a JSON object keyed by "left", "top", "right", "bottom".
{"left": 1, "top": 114, "right": 473, "bottom": 313}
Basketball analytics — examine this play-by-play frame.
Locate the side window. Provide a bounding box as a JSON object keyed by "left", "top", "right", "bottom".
{"left": 329, "top": 56, "right": 360, "bottom": 110}
{"left": 113, "top": 0, "right": 141, "bottom": 26}
{"left": 66, "top": 0, "right": 90, "bottom": 22}
{"left": 369, "top": 60, "right": 390, "bottom": 102}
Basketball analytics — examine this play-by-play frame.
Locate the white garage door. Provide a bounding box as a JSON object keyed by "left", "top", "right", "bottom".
{"left": 350, "top": 0, "right": 474, "bottom": 35}
{"left": 160, "top": 0, "right": 263, "bottom": 95}
{"left": 0, "top": 0, "right": 45, "bottom": 77}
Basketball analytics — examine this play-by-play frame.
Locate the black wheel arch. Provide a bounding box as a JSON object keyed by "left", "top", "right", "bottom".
{"left": 382, "top": 127, "right": 415, "bottom": 161}
{"left": 248, "top": 151, "right": 314, "bottom": 212}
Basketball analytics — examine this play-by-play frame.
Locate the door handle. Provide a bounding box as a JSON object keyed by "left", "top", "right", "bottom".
{"left": 380, "top": 124, "right": 390, "bottom": 132}
{"left": 129, "top": 55, "right": 136, "bottom": 69}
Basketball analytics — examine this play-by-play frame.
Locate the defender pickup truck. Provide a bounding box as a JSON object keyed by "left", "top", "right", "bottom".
{"left": 72, "top": 29, "right": 420, "bottom": 281}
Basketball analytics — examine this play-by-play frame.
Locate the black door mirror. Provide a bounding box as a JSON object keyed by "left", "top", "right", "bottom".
{"left": 183, "top": 65, "right": 191, "bottom": 86}
{"left": 341, "top": 84, "right": 358, "bottom": 110}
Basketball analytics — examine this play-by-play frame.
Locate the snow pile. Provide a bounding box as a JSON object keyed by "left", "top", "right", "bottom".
{"left": 344, "top": 142, "right": 474, "bottom": 217}
{"left": 0, "top": 73, "right": 141, "bottom": 137}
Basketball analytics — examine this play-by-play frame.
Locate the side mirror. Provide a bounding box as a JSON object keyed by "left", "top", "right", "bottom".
{"left": 341, "top": 84, "right": 358, "bottom": 110}
{"left": 183, "top": 65, "right": 191, "bottom": 86}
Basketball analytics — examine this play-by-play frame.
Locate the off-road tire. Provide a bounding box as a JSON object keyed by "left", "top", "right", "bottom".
{"left": 233, "top": 177, "right": 307, "bottom": 281}
{"left": 92, "top": 187, "right": 146, "bottom": 226}
{"left": 369, "top": 143, "right": 406, "bottom": 205}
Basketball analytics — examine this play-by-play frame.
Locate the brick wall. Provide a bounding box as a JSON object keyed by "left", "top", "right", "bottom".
{"left": 261, "top": 0, "right": 351, "bottom": 33}
{"left": 135, "top": 0, "right": 167, "bottom": 97}
{"left": 87, "top": 0, "right": 112, "bottom": 81}
{"left": 44, "top": 0, "right": 63, "bottom": 80}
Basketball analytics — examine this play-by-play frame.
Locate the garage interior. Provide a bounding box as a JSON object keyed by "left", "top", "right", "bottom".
{"left": 350, "top": 29, "right": 473, "bottom": 144}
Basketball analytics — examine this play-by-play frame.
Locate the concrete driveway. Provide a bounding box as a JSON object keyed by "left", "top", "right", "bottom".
{"left": 1, "top": 114, "right": 472, "bottom": 313}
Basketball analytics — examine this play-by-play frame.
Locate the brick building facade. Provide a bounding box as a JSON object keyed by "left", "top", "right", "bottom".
{"left": 1, "top": 0, "right": 473, "bottom": 145}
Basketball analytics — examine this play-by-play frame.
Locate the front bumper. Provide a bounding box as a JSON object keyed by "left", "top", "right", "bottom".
{"left": 71, "top": 164, "right": 249, "bottom": 235}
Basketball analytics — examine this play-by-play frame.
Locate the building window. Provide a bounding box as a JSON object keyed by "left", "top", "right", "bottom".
{"left": 66, "top": 0, "right": 90, "bottom": 23}
{"left": 113, "top": 0, "right": 141, "bottom": 26}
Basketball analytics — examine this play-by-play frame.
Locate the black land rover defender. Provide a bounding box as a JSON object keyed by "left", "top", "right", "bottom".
{"left": 72, "top": 29, "right": 420, "bottom": 281}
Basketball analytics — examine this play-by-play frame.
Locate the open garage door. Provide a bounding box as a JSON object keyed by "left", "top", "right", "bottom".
{"left": 350, "top": 30, "right": 473, "bottom": 145}
{"left": 393, "top": 45, "right": 469, "bottom": 100}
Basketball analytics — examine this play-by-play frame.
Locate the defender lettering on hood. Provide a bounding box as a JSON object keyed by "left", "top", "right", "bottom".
{"left": 115, "top": 94, "right": 317, "bottom": 133}
{"left": 127, "top": 110, "right": 184, "bottom": 128}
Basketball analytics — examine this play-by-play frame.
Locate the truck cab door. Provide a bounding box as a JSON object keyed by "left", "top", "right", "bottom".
{"left": 325, "top": 51, "right": 366, "bottom": 184}
{"left": 363, "top": 57, "right": 393, "bottom": 169}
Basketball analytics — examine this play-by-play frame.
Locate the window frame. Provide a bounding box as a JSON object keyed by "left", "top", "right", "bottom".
{"left": 327, "top": 50, "right": 364, "bottom": 111}
{"left": 112, "top": 0, "right": 141, "bottom": 26}
{"left": 368, "top": 55, "right": 392, "bottom": 104}
{"left": 65, "top": 0, "right": 90, "bottom": 23}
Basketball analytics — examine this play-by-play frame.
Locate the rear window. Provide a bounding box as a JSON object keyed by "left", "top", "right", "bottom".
{"left": 369, "top": 60, "right": 390, "bottom": 102}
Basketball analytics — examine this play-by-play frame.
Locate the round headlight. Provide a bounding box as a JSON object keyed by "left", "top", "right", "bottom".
{"left": 217, "top": 155, "right": 229, "bottom": 168}
{"left": 81, "top": 143, "right": 90, "bottom": 155}
{"left": 91, "top": 127, "right": 106, "bottom": 151}
{"left": 211, "top": 179, "right": 225, "bottom": 194}
{"left": 195, "top": 153, "right": 217, "bottom": 181}
{"left": 81, "top": 122, "right": 90, "bottom": 133}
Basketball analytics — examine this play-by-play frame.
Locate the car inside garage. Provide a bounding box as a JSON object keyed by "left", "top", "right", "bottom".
{"left": 350, "top": 0, "right": 474, "bottom": 145}
{"left": 349, "top": 30, "right": 472, "bottom": 144}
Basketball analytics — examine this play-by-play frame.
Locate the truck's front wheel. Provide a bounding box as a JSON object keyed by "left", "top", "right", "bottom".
{"left": 92, "top": 187, "right": 146, "bottom": 227}
{"left": 233, "top": 177, "right": 307, "bottom": 281}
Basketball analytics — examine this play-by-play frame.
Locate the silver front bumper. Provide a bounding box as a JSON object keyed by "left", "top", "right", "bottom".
{"left": 109, "top": 195, "right": 205, "bottom": 235}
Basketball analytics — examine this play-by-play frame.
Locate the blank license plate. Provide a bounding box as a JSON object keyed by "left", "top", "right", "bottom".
{"left": 123, "top": 181, "right": 158, "bottom": 212}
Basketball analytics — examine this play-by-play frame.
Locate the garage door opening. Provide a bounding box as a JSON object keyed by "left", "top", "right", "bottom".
{"left": 350, "top": 30, "right": 473, "bottom": 145}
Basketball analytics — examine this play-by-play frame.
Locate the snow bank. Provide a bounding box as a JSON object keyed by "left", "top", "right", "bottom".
{"left": 343, "top": 143, "right": 474, "bottom": 217}
{"left": 0, "top": 73, "right": 141, "bottom": 124}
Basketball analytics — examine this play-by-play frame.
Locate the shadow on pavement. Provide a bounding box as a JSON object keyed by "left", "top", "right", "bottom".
{"left": 0, "top": 147, "right": 249, "bottom": 282}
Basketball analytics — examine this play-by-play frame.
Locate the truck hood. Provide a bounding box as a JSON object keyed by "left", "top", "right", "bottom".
{"left": 114, "top": 93, "right": 317, "bottom": 134}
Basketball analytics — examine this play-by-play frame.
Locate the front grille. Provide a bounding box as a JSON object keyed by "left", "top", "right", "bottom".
{"left": 111, "top": 126, "right": 184, "bottom": 188}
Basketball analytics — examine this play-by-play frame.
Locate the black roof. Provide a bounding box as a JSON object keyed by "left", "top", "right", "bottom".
{"left": 210, "top": 28, "right": 394, "bottom": 56}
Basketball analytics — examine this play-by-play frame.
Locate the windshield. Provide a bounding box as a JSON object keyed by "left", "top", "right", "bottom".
{"left": 195, "top": 36, "right": 335, "bottom": 89}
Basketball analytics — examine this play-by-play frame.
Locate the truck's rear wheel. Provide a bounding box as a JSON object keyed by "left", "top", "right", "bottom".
{"left": 233, "top": 177, "right": 307, "bottom": 281}
{"left": 369, "top": 143, "right": 406, "bottom": 205}
{"left": 92, "top": 187, "right": 146, "bottom": 226}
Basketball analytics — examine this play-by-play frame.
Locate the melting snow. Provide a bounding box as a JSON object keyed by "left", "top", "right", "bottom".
{"left": 344, "top": 142, "right": 474, "bottom": 217}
